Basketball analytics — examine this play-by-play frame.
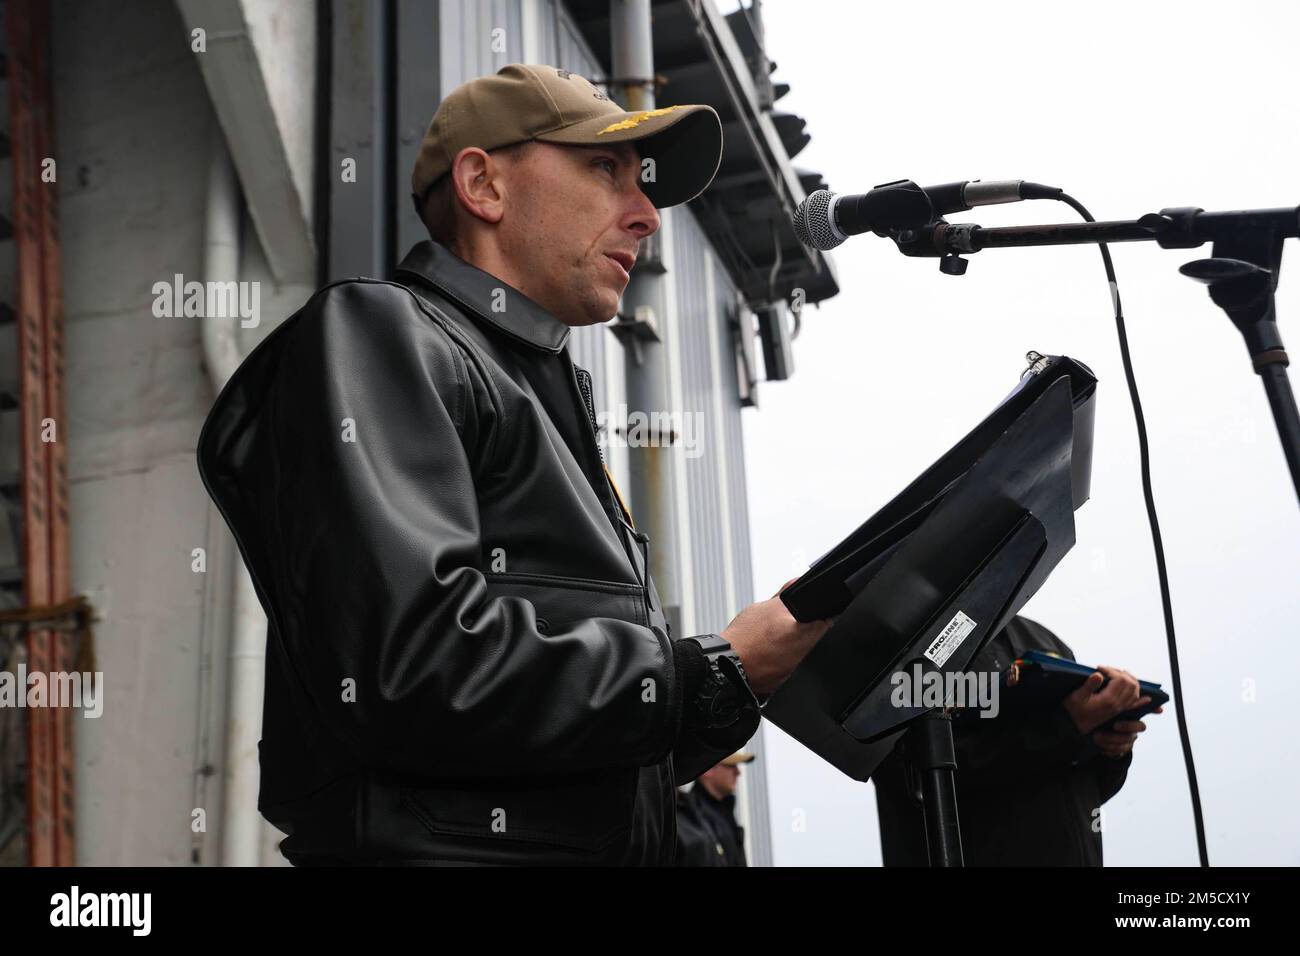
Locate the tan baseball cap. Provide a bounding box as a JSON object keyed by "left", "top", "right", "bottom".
{"left": 411, "top": 63, "right": 723, "bottom": 210}
{"left": 721, "top": 751, "right": 756, "bottom": 766}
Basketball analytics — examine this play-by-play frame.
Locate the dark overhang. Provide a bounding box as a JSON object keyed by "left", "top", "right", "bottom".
{"left": 565, "top": 0, "right": 839, "bottom": 308}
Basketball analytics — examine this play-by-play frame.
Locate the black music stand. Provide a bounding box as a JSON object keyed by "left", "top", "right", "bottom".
{"left": 763, "top": 353, "right": 1097, "bottom": 866}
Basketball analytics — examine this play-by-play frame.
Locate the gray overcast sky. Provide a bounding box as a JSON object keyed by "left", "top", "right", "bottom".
{"left": 738, "top": 0, "right": 1300, "bottom": 866}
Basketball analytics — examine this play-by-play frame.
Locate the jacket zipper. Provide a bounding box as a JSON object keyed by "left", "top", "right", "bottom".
{"left": 574, "top": 366, "right": 603, "bottom": 462}
{"left": 577, "top": 367, "right": 651, "bottom": 600}
{"left": 572, "top": 366, "right": 617, "bottom": 525}
{"left": 572, "top": 363, "right": 655, "bottom": 623}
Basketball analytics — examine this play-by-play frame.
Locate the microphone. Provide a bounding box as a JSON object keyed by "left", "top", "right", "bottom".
{"left": 793, "top": 179, "right": 1063, "bottom": 250}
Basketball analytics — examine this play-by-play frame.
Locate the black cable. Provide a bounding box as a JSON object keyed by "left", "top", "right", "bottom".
{"left": 1054, "top": 192, "right": 1210, "bottom": 867}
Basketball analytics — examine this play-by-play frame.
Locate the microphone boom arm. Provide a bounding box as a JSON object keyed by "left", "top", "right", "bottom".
{"left": 892, "top": 204, "right": 1300, "bottom": 506}
{"left": 891, "top": 205, "right": 1300, "bottom": 257}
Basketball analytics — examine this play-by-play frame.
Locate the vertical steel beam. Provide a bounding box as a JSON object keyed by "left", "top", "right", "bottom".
{"left": 6, "top": 0, "right": 71, "bottom": 867}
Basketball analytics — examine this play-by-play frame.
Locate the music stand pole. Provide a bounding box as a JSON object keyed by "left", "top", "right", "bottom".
{"left": 908, "top": 710, "right": 964, "bottom": 867}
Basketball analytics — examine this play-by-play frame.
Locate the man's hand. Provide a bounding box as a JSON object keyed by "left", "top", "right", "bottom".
{"left": 1062, "top": 664, "right": 1151, "bottom": 735}
{"left": 1092, "top": 708, "right": 1162, "bottom": 759}
{"left": 721, "top": 578, "right": 833, "bottom": 698}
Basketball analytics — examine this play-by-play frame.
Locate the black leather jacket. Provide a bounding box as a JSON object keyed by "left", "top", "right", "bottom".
{"left": 196, "top": 239, "right": 760, "bottom": 865}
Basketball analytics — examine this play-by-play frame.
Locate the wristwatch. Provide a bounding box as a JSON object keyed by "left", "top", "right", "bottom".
{"left": 683, "top": 633, "right": 752, "bottom": 729}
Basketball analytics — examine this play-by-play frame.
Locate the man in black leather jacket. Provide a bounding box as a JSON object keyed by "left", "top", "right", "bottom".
{"left": 196, "top": 64, "right": 830, "bottom": 865}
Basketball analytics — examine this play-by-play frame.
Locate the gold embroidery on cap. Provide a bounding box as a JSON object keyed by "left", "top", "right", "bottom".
{"left": 597, "top": 105, "right": 685, "bottom": 135}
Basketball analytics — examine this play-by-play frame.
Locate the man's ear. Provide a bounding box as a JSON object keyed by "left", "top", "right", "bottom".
{"left": 450, "top": 147, "right": 505, "bottom": 226}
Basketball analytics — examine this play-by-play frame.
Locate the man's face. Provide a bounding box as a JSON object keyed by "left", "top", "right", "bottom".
{"left": 700, "top": 761, "right": 741, "bottom": 798}
{"left": 495, "top": 141, "right": 660, "bottom": 327}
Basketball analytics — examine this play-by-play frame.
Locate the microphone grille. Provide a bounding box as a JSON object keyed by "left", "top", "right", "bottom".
{"left": 793, "top": 189, "right": 843, "bottom": 250}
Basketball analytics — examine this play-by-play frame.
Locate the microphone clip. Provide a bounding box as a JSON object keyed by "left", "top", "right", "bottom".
{"left": 891, "top": 220, "right": 975, "bottom": 276}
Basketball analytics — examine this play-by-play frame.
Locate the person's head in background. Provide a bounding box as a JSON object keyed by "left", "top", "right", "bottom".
{"left": 697, "top": 751, "right": 755, "bottom": 799}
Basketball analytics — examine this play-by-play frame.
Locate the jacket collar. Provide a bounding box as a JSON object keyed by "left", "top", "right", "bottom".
{"left": 394, "top": 240, "right": 572, "bottom": 354}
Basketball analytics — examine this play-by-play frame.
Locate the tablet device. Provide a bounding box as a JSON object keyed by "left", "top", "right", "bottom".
{"left": 1005, "top": 649, "right": 1169, "bottom": 730}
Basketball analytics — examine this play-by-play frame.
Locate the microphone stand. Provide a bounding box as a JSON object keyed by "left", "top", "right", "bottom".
{"left": 889, "top": 206, "right": 1300, "bottom": 507}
